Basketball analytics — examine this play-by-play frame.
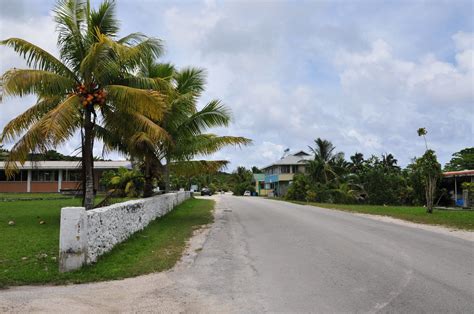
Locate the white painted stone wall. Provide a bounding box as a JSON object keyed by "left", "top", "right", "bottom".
{"left": 59, "top": 191, "right": 191, "bottom": 272}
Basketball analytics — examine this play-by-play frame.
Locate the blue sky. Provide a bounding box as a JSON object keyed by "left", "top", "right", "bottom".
{"left": 1, "top": 0, "right": 473, "bottom": 169}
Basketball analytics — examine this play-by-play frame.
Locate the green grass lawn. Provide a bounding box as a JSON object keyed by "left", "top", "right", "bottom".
{"left": 0, "top": 197, "right": 214, "bottom": 287}
{"left": 285, "top": 200, "right": 474, "bottom": 230}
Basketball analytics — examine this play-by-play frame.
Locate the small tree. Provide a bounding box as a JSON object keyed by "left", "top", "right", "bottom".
{"left": 414, "top": 150, "right": 442, "bottom": 213}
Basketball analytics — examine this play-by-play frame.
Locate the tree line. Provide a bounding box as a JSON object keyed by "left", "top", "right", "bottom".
{"left": 285, "top": 137, "right": 472, "bottom": 213}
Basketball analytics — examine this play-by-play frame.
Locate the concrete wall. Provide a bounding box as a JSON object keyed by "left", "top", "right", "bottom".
{"left": 59, "top": 191, "right": 191, "bottom": 272}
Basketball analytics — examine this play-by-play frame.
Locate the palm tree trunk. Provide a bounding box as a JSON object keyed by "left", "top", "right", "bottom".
{"left": 82, "top": 109, "right": 95, "bottom": 210}
{"left": 143, "top": 155, "right": 153, "bottom": 197}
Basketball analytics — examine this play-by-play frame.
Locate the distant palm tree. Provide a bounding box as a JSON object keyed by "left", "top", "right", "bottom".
{"left": 349, "top": 152, "right": 365, "bottom": 173}
{"left": 0, "top": 0, "right": 166, "bottom": 209}
{"left": 306, "top": 138, "right": 344, "bottom": 184}
{"left": 417, "top": 127, "right": 428, "bottom": 150}
{"left": 381, "top": 153, "right": 400, "bottom": 171}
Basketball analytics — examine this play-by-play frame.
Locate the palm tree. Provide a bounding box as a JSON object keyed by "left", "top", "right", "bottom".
{"left": 417, "top": 127, "right": 428, "bottom": 150}
{"left": 0, "top": 0, "right": 166, "bottom": 209}
{"left": 100, "top": 62, "right": 251, "bottom": 196}
{"left": 306, "top": 138, "right": 344, "bottom": 184}
{"left": 381, "top": 153, "right": 400, "bottom": 172}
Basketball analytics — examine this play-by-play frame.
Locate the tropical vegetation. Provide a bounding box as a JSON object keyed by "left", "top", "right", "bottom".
{"left": 0, "top": 0, "right": 250, "bottom": 208}
{"left": 285, "top": 134, "right": 456, "bottom": 212}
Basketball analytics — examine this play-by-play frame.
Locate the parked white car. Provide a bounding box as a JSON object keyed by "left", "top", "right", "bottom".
{"left": 243, "top": 190, "right": 251, "bottom": 196}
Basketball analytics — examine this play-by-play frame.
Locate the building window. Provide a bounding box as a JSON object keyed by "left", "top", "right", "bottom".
{"left": 291, "top": 165, "right": 298, "bottom": 173}
{"left": 0, "top": 170, "right": 28, "bottom": 181}
{"left": 65, "top": 170, "right": 82, "bottom": 181}
{"left": 281, "top": 165, "right": 290, "bottom": 173}
{"left": 32, "top": 170, "right": 58, "bottom": 182}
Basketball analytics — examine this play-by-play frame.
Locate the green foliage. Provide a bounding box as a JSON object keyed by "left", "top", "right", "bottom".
{"left": 1, "top": 0, "right": 166, "bottom": 209}
{"left": 284, "top": 138, "right": 450, "bottom": 209}
{"left": 232, "top": 182, "right": 255, "bottom": 196}
{"left": 229, "top": 166, "right": 255, "bottom": 195}
{"left": 417, "top": 127, "right": 427, "bottom": 137}
{"left": 461, "top": 182, "right": 474, "bottom": 191}
{"left": 286, "top": 174, "right": 310, "bottom": 201}
{"left": 444, "top": 147, "right": 474, "bottom": 171}
{"left": 412, "top": 150, "right": 442, "bottom": 213}
{"left": 102, "top": 167, "right": 144, "bottom": 197}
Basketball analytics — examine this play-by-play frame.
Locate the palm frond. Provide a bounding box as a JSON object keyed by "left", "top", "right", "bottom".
{"left": 128, "top": 132, "right": 157, "bottom": 155}
{"left": 131, "top": 113, "right": 171, "bottom": 144}
{"left": 117, "top": 32, "right": 147, "bottom": 45}
{"left": 88, "top": 0, "right": 119, "bottom": 39}
{"left": 4, "top": 121, "right": 49, "bottom": 177}
{"left": 176, "top": 100, "right": 231, "bottom": 136}
{"left": 40, "top": 94, "right": 81, "bottom": 145}
{"left": 174, "top": 67, "right": 206, "bottom": 96}
{"left": 106, "top": 85, "right": 167, "bottom": 120}
{"left": 1, "top": 38, "right": 77, "bottom": 80}
{"left": 79, "top": 32, "right": 120, "bottom": 83}
{"left": 140, "top": 61, "right": 176, "bottom": 81}
{"left": 0, "top": 96, "right": 61, "bottom": 142}
{"left": 117, "top": 76, "right": 162, "bottom": 90}
{"left": 175, "top": 134, "right": 252, "bottom": 158}
{"left": 170, "top": 160, "right": 229, "bottom": 177}
{"left": 54, "top": 0, "right": 87, "bottom": 72}
{"left": 2, "top": 69, "right": 75, "bottom": 97}
{"left": 101, "top": 35, "right": 163, "bottom": 71}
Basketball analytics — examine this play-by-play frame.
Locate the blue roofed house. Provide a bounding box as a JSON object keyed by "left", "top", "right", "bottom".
{"left": 258, "top": 151, "right": 313, "bottom": 197}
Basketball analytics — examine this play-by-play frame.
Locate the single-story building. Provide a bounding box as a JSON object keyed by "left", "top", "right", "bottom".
{"left": 261, "top": 151, "right": 313, "bottom": 197}
{"left": 441, "top": 170, "right": 474, "bottom": 208}
{"left": 0, "top": 160, "right": 131, "bottom": 193}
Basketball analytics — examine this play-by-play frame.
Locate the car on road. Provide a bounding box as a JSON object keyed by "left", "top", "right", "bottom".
{"left": 243, "top": 190, "right": 251, "bottom": 196}
{"left": 201, "top": 187, "right": 213, "bottom": 196}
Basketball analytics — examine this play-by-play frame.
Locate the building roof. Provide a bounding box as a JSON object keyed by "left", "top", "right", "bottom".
{"left": 443, "top": 170, "right": 474, "bottom": 178}
{"left": 261, "top": 151, "right": 313, "bottom": 170}
{"left": 0, "top": 160, "right": 131, "bottom": 170}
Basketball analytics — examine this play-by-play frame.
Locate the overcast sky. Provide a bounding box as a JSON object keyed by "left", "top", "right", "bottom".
{"left": 0, "top": 0, "right": 473, "bottom": 170}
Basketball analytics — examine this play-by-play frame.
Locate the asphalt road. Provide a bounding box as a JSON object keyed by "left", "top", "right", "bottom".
{"left": 202, "top": 195, "right": 474, "bottom": 313}
{"left": 1, "top": 195, "right": 473, "bottom": 313}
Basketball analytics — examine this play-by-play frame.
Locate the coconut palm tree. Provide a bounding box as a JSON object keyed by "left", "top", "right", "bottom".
{"left": 0, "top": 0, "right": 166, "bottom": 209}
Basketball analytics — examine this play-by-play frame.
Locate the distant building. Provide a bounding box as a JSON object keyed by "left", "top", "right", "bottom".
{"left": 256, "top": 151, "right": 313, "bottom": 196}
{"left": 0, "top": 161, "right": 131, "bottom": 193}
{"left": 441, "top": 170, "right": 474, "bottom": 208}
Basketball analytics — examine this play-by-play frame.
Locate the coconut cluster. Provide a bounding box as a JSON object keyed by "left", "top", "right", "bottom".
{"left": 75, "top": 84, "right": 107, "bottom": 109}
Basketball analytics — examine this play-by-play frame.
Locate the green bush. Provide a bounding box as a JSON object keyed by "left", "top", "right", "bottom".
{"left": 232, "top": 182, "right": 255, "bottom": 196}
{"left": 286, "top": 174, "right": 310, "bottom": 201}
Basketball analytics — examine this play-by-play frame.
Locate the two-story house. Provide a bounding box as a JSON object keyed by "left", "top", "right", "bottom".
{"left": 256, "top": 151, "right": 312, "bottom": 196}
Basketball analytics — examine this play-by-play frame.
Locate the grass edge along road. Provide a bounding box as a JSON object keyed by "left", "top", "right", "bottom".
{"left": 275, "top": 199, "right": 474, "bottom": 231}
{"left": 0, "top": 197, "right": 214, "bottom": 287}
